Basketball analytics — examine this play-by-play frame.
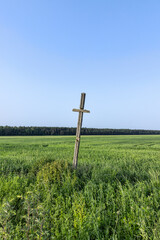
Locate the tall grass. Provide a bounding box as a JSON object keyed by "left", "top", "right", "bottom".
{"left": 0, "top": 136, "right": 160, "bottom": 239}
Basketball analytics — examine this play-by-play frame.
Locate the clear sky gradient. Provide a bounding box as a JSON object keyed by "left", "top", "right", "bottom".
{"left": 0, "top": 1, "right": 160, "bottom": 129}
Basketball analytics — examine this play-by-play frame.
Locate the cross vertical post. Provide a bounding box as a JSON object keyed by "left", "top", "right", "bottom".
{"left": 72, "top": 93, "right": 90, "bottom": 169}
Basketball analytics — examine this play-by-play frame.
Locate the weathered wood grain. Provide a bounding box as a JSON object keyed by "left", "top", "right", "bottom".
{"left": 72, "top": 93, "right": 90, "bottom": 169}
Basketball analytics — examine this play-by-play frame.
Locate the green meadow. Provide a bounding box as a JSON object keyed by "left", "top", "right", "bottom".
{"left": 1, "top": 135, "right": 160, "bottom": 239}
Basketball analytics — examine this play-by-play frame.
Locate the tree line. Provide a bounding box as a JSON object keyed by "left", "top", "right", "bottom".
{"left": 0, "top": 126, "right": 160, "bottom": 136}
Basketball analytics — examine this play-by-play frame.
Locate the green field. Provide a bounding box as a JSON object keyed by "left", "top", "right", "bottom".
{"left": 1, "top": 135, "right": 160, "bottom": 239}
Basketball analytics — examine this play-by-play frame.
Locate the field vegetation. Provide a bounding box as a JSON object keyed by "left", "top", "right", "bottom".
{"left": 0, "top": 135, "right": 160, "bottom": 239}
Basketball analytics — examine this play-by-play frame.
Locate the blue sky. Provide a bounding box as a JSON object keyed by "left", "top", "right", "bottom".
{"left": 0, "top": 0, "right": 160, "bottom": 129}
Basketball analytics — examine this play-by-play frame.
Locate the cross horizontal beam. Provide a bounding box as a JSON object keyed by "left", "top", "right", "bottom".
{"left": 72, "top": 108, "right": 90, "bottom": 113}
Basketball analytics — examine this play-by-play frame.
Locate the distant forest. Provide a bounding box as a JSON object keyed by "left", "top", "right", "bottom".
{"left": 0, "top": 126, "right": 160, "bottom": 136}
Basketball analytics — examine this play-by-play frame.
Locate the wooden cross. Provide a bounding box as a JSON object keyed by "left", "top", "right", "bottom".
{"left": 72, "top": 93, "right": 90, "bottom": 168}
